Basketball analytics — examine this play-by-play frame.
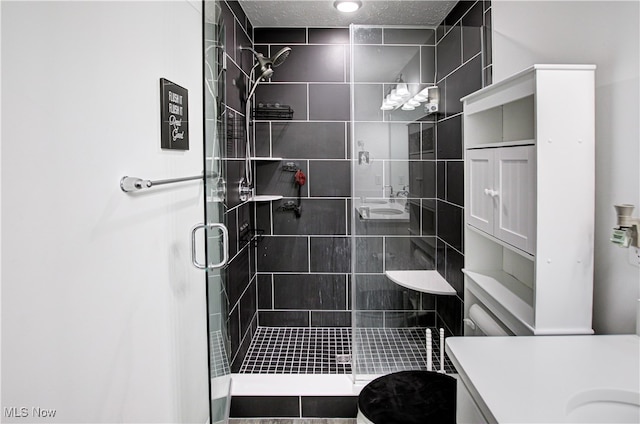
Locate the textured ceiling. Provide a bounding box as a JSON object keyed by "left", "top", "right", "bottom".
{"left": 238, "top": 0, "right": 458, "bottom": 27}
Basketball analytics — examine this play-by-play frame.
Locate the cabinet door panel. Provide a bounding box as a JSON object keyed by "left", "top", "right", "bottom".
{"left": 466, "top": 149, "right": 494, "bottom": 235}
{"left": 495, "top": 146, "right": 535, "bottom": 254}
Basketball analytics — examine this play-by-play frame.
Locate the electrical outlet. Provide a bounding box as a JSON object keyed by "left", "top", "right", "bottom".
{"left": 629, "top": 246, "right": 640, "bottom": 267}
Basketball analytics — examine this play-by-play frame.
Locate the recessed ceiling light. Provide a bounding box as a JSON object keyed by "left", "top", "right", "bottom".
{"left": 334, "top": 1, "right": 362, "bottom": 13}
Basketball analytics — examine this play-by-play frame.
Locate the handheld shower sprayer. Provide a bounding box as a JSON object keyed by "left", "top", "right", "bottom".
{"left": 241, "top": 46, "right": 291, "bottom": 80}
{"left": 238, "top": 46, "right": 292, "bottom": 201}
{"left": 271, "top": 46, "right": 292, "bottom": 67}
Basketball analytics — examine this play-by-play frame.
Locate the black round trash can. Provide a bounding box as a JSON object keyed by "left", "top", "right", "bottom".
{"left": 357, "top": 370, "right": 457, "bottom": 424}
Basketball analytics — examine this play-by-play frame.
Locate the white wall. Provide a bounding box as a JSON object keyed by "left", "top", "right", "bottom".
{"left": 1, "top": 1, "right": 209, "bottom": 422}
{"left": 492, "top": 1, "right": 640, "bottom": 334}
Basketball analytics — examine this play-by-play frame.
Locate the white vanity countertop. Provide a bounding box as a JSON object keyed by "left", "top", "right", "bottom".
{"left": 446, "top": 335, "right": 640, "bottom": 423}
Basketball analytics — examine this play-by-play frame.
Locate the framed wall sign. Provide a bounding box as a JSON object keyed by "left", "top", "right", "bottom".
{"left": 160, "top": 78, "right": 189, "bottom": 150}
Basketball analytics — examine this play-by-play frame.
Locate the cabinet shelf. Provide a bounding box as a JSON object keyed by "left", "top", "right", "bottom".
{"left": 385, "top": 270, "right": 456, "bottom": 295}
{"left": 466, "top": 139, "right": 535, "bottom": 150}
{"left": 463, "top": 269, "right": 534, "bottom": 334}
{"left": 466, "top": 225, "right": 534, "bottom": 261}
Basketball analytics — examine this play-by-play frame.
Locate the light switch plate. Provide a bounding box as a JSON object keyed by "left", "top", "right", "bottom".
{"left": 629, "top": 246, "right": 640, "bottom": 267}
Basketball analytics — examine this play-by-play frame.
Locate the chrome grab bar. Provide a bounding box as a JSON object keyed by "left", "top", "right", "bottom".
{"left": 120, "top": 171, "right": 215, "bottom": 192}
{"left": 191, "top": 223, "right": 229, "bottom": 270}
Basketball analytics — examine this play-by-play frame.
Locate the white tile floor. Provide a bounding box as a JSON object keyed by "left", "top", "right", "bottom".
{"left": 210, "top": 331, "right": 231, "bottom": 378}
{"left": 239, "top": 327, "right": 455, "bottom": 375}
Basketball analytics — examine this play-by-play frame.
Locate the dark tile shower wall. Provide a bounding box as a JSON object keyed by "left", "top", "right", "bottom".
{"left": 253, "top": 27, "right": 353, "bottom": 331}
{"left": 218, "top": 0, "right": 260, "bottom": 372}
{"left": 434, "top": 0, "right": 492, "bottom": 335}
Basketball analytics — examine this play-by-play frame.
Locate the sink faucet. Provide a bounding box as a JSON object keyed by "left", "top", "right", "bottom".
{"left": 384, "top": 185, "right": 394, "bottom": 202}
{"left": 396, "top": 185, "right": 409, "bottom": 198}
{"left": 396, "top": 185, "right": 410, "bottom": 211}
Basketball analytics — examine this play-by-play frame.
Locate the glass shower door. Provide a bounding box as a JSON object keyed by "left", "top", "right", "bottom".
{"left": 203, "top": 1, "right": 231, "bottom": 422}
{"left": 350, "top": 24, "right": 439, "bottom": 384}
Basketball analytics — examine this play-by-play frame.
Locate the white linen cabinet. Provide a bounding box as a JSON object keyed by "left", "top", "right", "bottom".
{"left": 461, "top": 65, "right": 596, "bottom": 336}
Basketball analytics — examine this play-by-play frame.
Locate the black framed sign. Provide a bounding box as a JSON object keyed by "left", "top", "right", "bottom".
{"left": 160, "top": 78, "right": 189, "bottom": 150}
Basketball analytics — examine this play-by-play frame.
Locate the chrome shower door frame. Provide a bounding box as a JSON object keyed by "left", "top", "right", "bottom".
{"left": 203, "top": 1, "right": 232, "bottom": 423}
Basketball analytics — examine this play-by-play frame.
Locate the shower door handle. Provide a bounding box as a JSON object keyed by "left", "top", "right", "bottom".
{"left": 191, "top": 223, "right": 229, "bottom": 270}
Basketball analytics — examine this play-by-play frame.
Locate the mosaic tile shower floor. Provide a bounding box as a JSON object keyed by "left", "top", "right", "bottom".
{"left": 210, "top": 330, "right": 231, "bottom": 378}
{"left": 239, "top": 327, "right": 455, "bottom": 375}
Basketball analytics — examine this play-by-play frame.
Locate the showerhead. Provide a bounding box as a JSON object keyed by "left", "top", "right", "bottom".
{"left": 258, "top": 68, "right": 274, "bottom": 81}
{"left": 241, "top": 46, "right": 292, "bottom": 78}
{"left": 254, "top": 54, "right": 272, "bottom": 76}
{"left": 271, "top": 47, "right": 291, "bottom": 68}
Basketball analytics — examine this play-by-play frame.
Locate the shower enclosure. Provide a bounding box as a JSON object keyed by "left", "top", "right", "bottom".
{"left": 350, "top": 25, "right": 450, "bottom": 383}
{"left": 200, "top": 11, "right": 483, "bottom": 418}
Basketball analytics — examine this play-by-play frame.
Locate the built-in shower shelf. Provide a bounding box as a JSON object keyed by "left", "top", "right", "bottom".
{"left": 250, "top": 195, "right": 283, "bottom": 202}
{"left": 250, "top": 157, "right": 283, "bottom": 161}
{"left": 385, "top": 270, "right": 456, "bottom": 295}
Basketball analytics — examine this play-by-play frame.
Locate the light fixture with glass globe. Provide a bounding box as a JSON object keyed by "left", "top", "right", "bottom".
{"left": 334, "top": 1, "right": 362, "bottom": 13}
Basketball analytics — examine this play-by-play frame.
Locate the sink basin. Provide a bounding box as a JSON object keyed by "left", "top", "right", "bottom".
{"left": 566, "top": 389, "right": 640, "bottom": 423}
{"left": 370, "top": 208, "right": 404, "bottom": 215}
{"left": 362, "top": 199, "right": 387, "bottom": 204}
